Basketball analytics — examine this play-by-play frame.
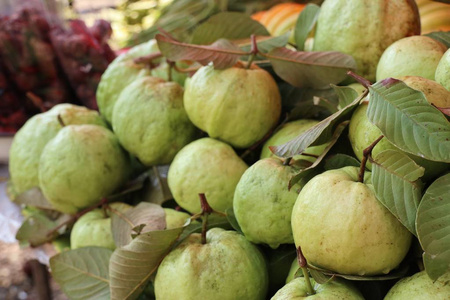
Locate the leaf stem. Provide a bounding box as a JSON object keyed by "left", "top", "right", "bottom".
{"left": 297, "top": 246, "right": 315, "bottom": 295}
{"left": 347, "top": 71, "right": 372, "bottom": 89}
{"left": 46, "top": 197, "right": 109, "bottom": 237}
{"left": 358, "top": 135, "right": 384, "bottom": 183}
{"left": 199, "top": 193, "right": 213, "bottom": 245}
{"left": 133, "top": 51, "right": 163, "bottom": 65}
{"left": 246, "top": 34, "right": 258, "bottom": 69}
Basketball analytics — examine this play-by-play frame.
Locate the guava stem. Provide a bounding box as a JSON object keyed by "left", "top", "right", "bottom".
{"left": 199, "top": 193, "right": 213, "bottom": 245}
{"left": 133, "top": 51, "right": 163, "bottom": 65}
{"left": 297, "top": 246, "right": 315, "bottom": 295}
{"left": 167, "top": 60, "right": 174, "bottom": 82}
{"left": 347, "top": 71, "right": 372, "bottom": 89}
{"left": 246, "top": 34, "right": 258, "bottom": 69}
{"left": 283, "top": 157, "right": 292, "bottom": 166}
{"left": 57, "top": 114, "right": 65, "bottom": 127}
{"left": 358, "top": 135, "right": 384, "bottom": 183}
{"left": 46, "top": 197, "right": 109, "bottom": 237}
{"left": 26, "top": 92, "right": 46, "bottom": 112}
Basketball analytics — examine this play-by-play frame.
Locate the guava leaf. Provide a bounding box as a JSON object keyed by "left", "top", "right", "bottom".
{"left": 331, "top": 84, "right": 360, "bottom": 110}
{"left": 108, "top": 172, "right": 148, "bottom": 201}
{"left": 308, "top": 261, "right": 409, "bottom": 281}
{"left": 144, "top": 166, "right": 173, "bottom": 205}
{"left": 289, "top": 120, "right": 349, "bottom": 188}
{"left": 294, "top": 4, "right": 320, "bottom": 51}
{"left": 371, "top": 149, "right": 424, "bottom": 236}
{"left": 50, "top": 247, "right": 112, "bottom": 300}
{"left": 190, "top": 12, "right": 269, "bottom": 45}
{"left": 309, "top": 269, "right": 332, "bottom": 284}
{"left": 262, "top": 47, "right": 357, "bottom": 89}
{"left": 156, "top": 34, "right": 247, "bottom": 69}
{"left": 111, "top": 202, "right": 166, "bottom": 248}
{"left": 236, "top": 33, "right": 290, "bottom": 54}
{"left": 175, "top": 215, "right": 232, "bottom": 247}
{"left": 271, "top": 91, "right": 365, "bottom": 158}
{"left": 109, "top": 226, "right": 185, "bottom": 300}
{"left": 15, "top": 212, "right": 70, "bottom": 247}
{"left": 425, "top": 31, "right": 450, "bottom": 47}
{"left": 324, "top": 154, "right": 361, "bottom": 171}
{"left": 367, "top": 78, "right": 450, "bottom": 162}
{"left": 416, "top": 172, "right": 450, "bottom": 280}
{"left": 14, "top": 187, "right": 54, "bottom": 210}
{"left": 225, "top": 207, "right": 243, "bottom": 234}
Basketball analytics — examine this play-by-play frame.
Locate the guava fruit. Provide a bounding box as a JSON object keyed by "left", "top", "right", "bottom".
{"left": 9, "top": 104, "right": 107, "bottom": 198}
{"left": 154, "top": 228, "right": 268, "bottom": 300}
{"left": 260, "top": 119, "right": 328, "bottom": 162}
{"left": 70, "top": 202, "right": 132, "bottom": 250}
{"left": 233, "top": 157, "right": 302, "bottom": 249}
{"left": 376, "top": 36, "right": 447, "bottom": 81}
{"left": 96, "top": 39, "right": 187, "bottom": 123}
{"left": 291, "top": 167, "right": 412, "bottom": 276}
{"left": 184, "top": 64, "right": 281, "bottom": 148}
{"left": 168, "top": 138, "right": 248, "bottom": 214}
{"left": 163, "top": 208, "right": 191, "bottom": 229}
{"left": 436, "top": 48, "right": 450, "bottom": 91}
{"left": 313, "top": 0, "right": 420, "bottom": 81}
{"left": 384, "top": 271, "right": 450, "bottom": 299}
{"left": 112, "top": 76, "right": 197, "bottom": 166}
{"left": 271, "top": 276, "right": 364, "bottom": 300}
{"left": 348, "top": 98, "right": 448, "bottom": 181}
{"left": 39, "top": 124, "right": 130, "bottom": 214}
{"left": 399, "top": 76, "right": 450, "bottom": 108}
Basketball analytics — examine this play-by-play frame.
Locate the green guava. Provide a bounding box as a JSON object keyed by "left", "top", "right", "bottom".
{"left": 96, "top": 39, "right": 187, "bottom": 123}
{"left": 260, "top": 119, "right": 328, "bottom": 162}
{"left": 168, "top": 138, "right": 248, "bottom": 214}
{"left": 348, "top": 101, "right": 448, "bottom": 181}
{"left": 271, "top": 276, "right": 364, "bottom": 300}
{"left": 8, "top": 104, "right": 107, "bottom": 198}
{"left": 233, "top": 157, "right": 302, "bottom": 249}
{"left": 384, "top": 271, "right": 450, "bottom": 299}
{"left": 313, "top": 0, "right": 420, "bottom": 81}
{"left": 70, "top": 202, "right": 132, "bottom": 250}
{"left": 291, "top": 167, "right": 412, "bottom": 276}
{"left": 376, "top": 36, "right": 447, "bottom": 81}
{"left": 184, "top": 64, "right": 282, "bottom": 148}
{"left": 435, "top": 48, "right": 450, "bottom": 92}
{"left": 163, "top": 208, "right": 191, "bottom": 229}
{"left": 154, "top": 228, "right": 268, "bottom": 300}
{"left": 112, "top": 76, "right": 197, "bottom": 166}
{"left": 39, "top": 125, "right": 130, "bottom": 214}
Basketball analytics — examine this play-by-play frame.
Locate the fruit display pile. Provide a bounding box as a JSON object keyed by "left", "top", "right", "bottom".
{"left": 5, "top": 0, "right": 450, "bottom": 299}
{"left": 0, "top": 3, "right": 115, "bottom": 133}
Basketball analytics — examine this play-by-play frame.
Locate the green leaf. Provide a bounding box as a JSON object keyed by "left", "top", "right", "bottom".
{"left": 371, "top": 149, "right": 424, "bottom": 236}
{"left": 236, "top": 33, "right": 290, "bottom": 54}
{"left": 50, "top": 247, "right": 112, "bottom": 300}
{"left": 294, "top": 4, "right": 320, "bottom": 51}
{"left": 108, "top": 172, "right": 148, "bottom": 201}
{"left": 308, "top": 262, "right": 409, "bottom": 281}
{"left": 262, "top": 47, "right": 357, "bottom": 89}
{"left": 289, "top": 121, "right": 349, "bottom": 188}
{"left": 156, "top": 34, "right": 247, "bottom": 69}
{"left": 324, "top": 154, "right": 361, "bottom": 170}
{"left": 15, "top": 212, "right": 70, "bottom": 247}
{"left": 175, "top": 214, "right": 232, "bottom": 246}
{"left": 331, "top": 84, "right": 360, "bottom": 110}
{"left": 425, "top": 31, "right": 450, "bottom": 47}
{"left": 368, "top": 78, "right": 450, "bottom": 162}
{"left": 309, "top": 269, "right": 332, "bottom": 284}
{"left": 144, "top": 166, "right": 173, "bottom": 205}
{"left": 111, "top": 202, "right": 166, "bottom": 248}
{"left": 271, "top": 92, "right": 364, "bottom": 158}
{"left": 109, "top": 227, "right": 185, "bottom": 300}
{"left": 416, "top": 172, "right": 450, "bottom": 280}
{"left": 14, "top": 187, "right": 55, "bottom": 210}
{"left": 190, "top": 12, "right": 269, "bottom": 45}
{"left": 225, "top": 207, "right": 243, "bottom": 234}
